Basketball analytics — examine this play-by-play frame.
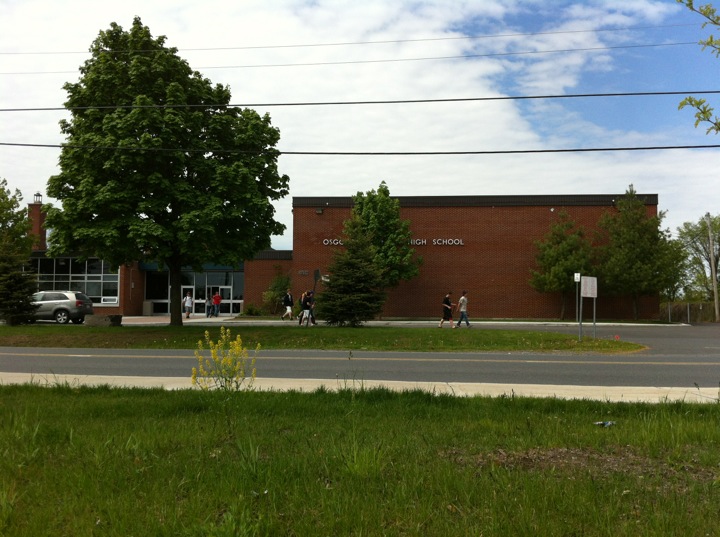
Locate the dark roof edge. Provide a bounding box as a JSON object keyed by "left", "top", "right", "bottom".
{"left": 293, "top": 194, "right": 658, "bottom": 208}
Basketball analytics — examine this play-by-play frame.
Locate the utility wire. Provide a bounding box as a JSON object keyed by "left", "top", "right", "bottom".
{"left": 2, "top": 142, "right": 719, "bottom": 155}
{"left": 0, "top": 41, "right": 699, "bottom": 75}
{"left": 2, "top": 90, "right": 718, "bottom": 113}
{"left": 0, "top": 23, "right": 698, "bottom": 55}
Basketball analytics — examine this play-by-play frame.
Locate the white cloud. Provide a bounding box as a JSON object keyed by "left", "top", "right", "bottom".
{"left": 0, "top": 0, "right": 716, "bottom": 251}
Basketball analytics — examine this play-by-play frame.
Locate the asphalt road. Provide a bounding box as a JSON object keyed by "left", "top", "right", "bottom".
{"left": 1, "top": 322, "right": 718, "bottom": 390}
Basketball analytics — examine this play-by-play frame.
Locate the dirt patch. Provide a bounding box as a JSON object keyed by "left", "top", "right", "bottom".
{"left": 442, "top": 446, "right": 718, "bottom": 490}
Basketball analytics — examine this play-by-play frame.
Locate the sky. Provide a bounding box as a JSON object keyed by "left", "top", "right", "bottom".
{"left": 1, "top": 0, "right": 718, "bottom": 250}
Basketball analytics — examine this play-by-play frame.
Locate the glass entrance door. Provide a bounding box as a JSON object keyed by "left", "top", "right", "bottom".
{"left": 207, "top": 286, "right": 232, "bottom": 316}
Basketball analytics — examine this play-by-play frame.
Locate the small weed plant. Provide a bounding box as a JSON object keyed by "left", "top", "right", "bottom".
{"left": 191, "top": 327, "right": 259, "bottom": 392}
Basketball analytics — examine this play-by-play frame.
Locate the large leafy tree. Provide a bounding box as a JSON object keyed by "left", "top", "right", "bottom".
{"left": 676, "top": 215, "right": 720, "bottom": 301}
{"left": 678, "top": 1, "right": 720, "bottom": 132}
{"left": 349, "top": 181, "right": 421, "bottom": 290}
{"left": 45, "top": 18, "right": 289, "bottom": 325}
{"left": 316, "top": 218, "right": 385, "bottom": 326}
{"left": 596, "top": 185, "right": 684, "bottom": 319}
{"left": 529, "top": 211, "right": 593, "bottom": 320}
{"left": 0, "top": 179, "right": 38, "bottom": 325}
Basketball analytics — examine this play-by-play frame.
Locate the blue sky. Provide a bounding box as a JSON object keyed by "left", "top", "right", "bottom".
{"left": 1, "top": 0, "right": 718, "bottom": 249}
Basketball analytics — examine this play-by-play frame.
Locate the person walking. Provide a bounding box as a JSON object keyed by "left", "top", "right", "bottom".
{"left": 456, "top": 290, "right": 471, "bottom": 328}
{"left": 281, "top": 289, "right": 294, "bottom": 320}
{"left": 439, "top": 291, "right": 455, "bottom": 328}
{"left": 300, "top": 290, "right": 314, "bottom": 327}
{"left": 205, "top": 296, "right": 212, "bottom": 318}
{"left": 183, "top": 292, "right": 193, "bottom": 319}
{"left": 212, "top": 291, "right": 222, "bottom": 317}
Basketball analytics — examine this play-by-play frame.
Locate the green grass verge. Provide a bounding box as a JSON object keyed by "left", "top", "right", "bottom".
{"left": 1, "top": 384, "right": 718, "bottom": 536}
{"left": 0, "top": 325, "right": 643, "bottom": 353}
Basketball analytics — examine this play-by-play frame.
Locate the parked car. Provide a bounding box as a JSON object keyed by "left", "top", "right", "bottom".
{"left": 31, "top": 291, "right": 94, "bottom": 324}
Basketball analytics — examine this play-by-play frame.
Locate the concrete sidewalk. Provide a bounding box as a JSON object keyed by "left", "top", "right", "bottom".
{"left": 2, "top": 372, "right": 717, "bottom": 404}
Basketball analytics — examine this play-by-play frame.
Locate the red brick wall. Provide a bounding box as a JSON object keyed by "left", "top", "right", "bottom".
{"left": 243, "top": 259, "right": 294, "bottom": 311}
{"left": 247, "top": 196, "right": 660, "bottom": 320}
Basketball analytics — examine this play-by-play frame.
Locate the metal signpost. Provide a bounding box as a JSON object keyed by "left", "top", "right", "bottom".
{"left": 579, "top": 276, "right": 598, "bottom": 341}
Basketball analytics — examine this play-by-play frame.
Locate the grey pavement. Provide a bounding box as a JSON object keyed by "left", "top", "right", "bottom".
{"left": 2, "top": 315, "right": 719, "bottom": 403}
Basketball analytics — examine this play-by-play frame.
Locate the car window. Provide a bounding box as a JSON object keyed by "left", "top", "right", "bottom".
{"left": 75, "top": 293, "right": 91, "bottom": 301}
{"left": 32, "top": 292, "right": 44, "bottom": 301}
{"left": 45, "top": 293, "right": 67, "bottom": 301}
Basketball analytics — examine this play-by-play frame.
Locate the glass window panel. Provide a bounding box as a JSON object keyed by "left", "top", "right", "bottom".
{"left": 87, "top": 259, "right": 102, "bottom": 274}
{"left": 103, "top": 274, "right": 118, "bottom": 282}
{"left": 55, "top": 259, "right": 70, "bottom": 274}
{"left": 54, "top": 280, "right": 69, "bottom": 289}
{"left": 39, "top": 258, "right": 54, "bottom": 274}
{"left": 102, "top": 282, "right": 118, "bottom": 297}
{"left": 181, "top": 272, "right": 194, "bottom": 286}
{"left": 70, "top": 259, "right": 86, "bottom": 274}
{"left": 39, "top": 274, "right": 54, "bottom": 282}
{"left": 233, "top": 272, "right": 244, "bottom": 300}
{"left": 85, "top": 282, "right": 102, "bottom": 297}
{"left": 38, "top": 282, "right": 54, "bottom": 291}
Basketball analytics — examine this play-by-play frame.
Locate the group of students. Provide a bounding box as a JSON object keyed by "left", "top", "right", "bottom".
{"left": 281, "top": 288, "right": 316, "bottom": 326}
{"left": 439, "top": 290, "right": 471, "bottom": 329}
{"left": 182, "top": 291, "right": 222, "bottom": 319}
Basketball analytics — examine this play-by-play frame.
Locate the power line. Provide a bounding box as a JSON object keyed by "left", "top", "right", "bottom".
{"left": 2, "top": 141, "right": 719, "bottom": 155}
{"left": 0, "top": 23, "right": 698, "bottom": 56}
{"left": 2, "top": 90, "right": 718, "bottom": 113}
{"left": 0, "top": 41, "right": 699, "bottom": 76}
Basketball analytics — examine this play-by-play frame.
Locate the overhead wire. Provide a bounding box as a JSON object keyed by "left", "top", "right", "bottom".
{"left": 2, "top": 141, "right": 719, "bottom": 155}
{"left": 2, "top": 90, "right": 719, "bottom": 113}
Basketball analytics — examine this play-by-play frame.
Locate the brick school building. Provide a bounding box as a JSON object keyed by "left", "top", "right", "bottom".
{"left": 244, "top": 194, "right": 660, "bottom": 320}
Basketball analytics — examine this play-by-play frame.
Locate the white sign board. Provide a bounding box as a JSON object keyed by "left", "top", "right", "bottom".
{"left": 581, "top": 276, "right": 597, "bottom": 298}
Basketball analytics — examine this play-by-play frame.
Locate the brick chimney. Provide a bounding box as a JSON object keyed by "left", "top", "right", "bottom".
{"left": 28, "top": 192, "right": 47, "bottom": 251}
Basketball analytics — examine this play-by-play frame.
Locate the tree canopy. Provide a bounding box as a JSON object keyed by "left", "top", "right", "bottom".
{"left": 596, "top": 185, "right": 684, "bottom": 318}
{"left": 529, "top": 211, "right": 593, "bottom": 319}
{"left": 349, "top": 181, "right": 421, "bottom": 289}
{"left": 678, "top": 1, "right": 720, "bottom": 132}
{"left": 45, "top": 18, "right": 289, "bottom": 325}
{"left": 0, "top": 179, "right": 38, "bottom": 325}
{"left": 676, "top": 215, "right": 720, "bottom": 301}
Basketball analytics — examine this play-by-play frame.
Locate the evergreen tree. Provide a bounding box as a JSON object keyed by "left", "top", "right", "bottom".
{"left": 316, "top": 219, "right": 385, "bottom": 326}
{"left": 596, "top": 185, "right": 683, "bottom": 319}
{"left": 0, "top": 179, "right": 38, "bottom": 325}
{"left": 529, "top": 211, "right": 593, "bottom": 319}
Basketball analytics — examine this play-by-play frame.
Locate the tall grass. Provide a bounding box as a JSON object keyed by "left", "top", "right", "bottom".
{"left": 1, "top": 384, "right": 718, "bottom": 536}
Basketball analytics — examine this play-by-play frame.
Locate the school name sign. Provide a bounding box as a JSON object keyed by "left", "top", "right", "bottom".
{"left": 322, "top": 238, "right": 466, "bottom": 246}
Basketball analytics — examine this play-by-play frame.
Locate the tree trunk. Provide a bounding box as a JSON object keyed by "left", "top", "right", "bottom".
{"left": 168, "top": 259, "right": 184, "bottom": 326}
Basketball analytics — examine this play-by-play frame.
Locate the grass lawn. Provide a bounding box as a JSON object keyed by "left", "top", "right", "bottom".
{"left": 1, "top": 384, "right": 719, "bottom": 536}
{"left": 0, "top": 324, "right": 643, "bottom": 353}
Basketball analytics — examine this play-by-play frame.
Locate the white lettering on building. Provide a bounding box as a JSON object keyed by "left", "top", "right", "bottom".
{"left": 323, "top": 238, "right": 465, "bottom": 246}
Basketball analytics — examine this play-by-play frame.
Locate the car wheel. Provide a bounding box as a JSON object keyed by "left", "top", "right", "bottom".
{"left": 55, "top": 310, "right": 70, "bottom": 324}
{"left": 71, "top": 317, "right": 85, "bottom": 324}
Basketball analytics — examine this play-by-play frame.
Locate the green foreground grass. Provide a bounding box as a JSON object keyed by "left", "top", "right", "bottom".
{"left": 1, "top": 385, "right": 719, "bottom": 536}
{"left": 0, "top": 324, "right": 643, "bottom": 353}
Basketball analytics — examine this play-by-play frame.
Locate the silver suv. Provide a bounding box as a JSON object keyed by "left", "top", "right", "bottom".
{"left": 31, "top": 291, "right": 94, "bottom": 324}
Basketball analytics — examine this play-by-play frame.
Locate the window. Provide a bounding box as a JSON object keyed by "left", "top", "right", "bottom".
{"left": 33, "top": 256, "right": 119, "bottom": 305}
